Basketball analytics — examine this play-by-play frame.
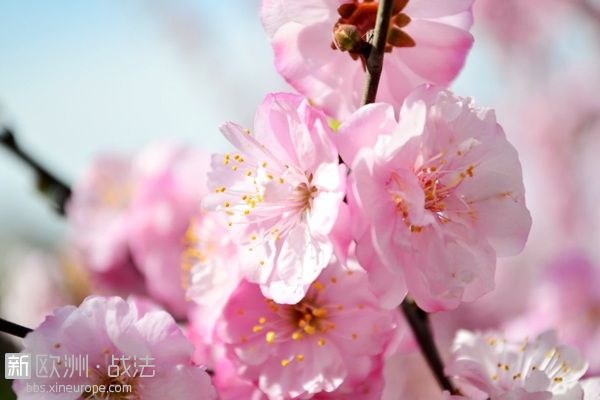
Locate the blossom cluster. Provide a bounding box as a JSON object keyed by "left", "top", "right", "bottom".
{"left": 4, "top": 0, "right": 600, "bottom": 400}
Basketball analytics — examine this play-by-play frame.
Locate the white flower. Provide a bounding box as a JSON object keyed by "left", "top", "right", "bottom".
{"left": 446, "top": 330, "right": 588, "bottom": 400}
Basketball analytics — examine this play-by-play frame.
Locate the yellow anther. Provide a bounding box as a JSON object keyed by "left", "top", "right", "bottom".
{"left": 303, "top": 325, "right": 316, "bottom": 335}
{"left": 252, "top": 325, "right": 263, "bottom": 333}
{"left": 258, "top": 317, "right": 266, "bottom": 324}
{"left": 295, "top": 354, "right": 305, "bottom": 362}
{"left": 318, "top": 339, "right": 326, "bottom": 347}
{"left": 292, "top": 332, "right": 303, "bottom": 341}
{"left": 466, "top": 165, "right": 475, "bottom": 177}
{"left": 266, "top": 331, "right": 276, "bottom": 344}
{"left": 312, "top": 308, "right": 327, "bottom": 317}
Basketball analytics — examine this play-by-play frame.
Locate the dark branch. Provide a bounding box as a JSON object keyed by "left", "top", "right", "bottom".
{"left": 0, "top": 318, "right": 33, "bottom": 339}
{"left": 401, "top": 299, "right": 456, "bottom": 393}
{"left": 361, "top": 0, "right": 395, "bottom": 105}
{"left": 1, "top": 127, "right": 72, "bottom": 215}
{"left": 576, "top": 0, "right": 600, "bottom": 27}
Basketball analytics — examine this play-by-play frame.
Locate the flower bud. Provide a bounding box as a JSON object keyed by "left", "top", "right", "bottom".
{"left": 333, "top": 24, "right": 362, "bottom": 52}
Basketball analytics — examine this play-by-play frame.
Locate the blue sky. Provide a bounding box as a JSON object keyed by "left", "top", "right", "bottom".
{"left": 0, "top": 0, "right": 288, "bottom": 241}
{"left": 0, "top": 0, "right": 512, "bottom": 243}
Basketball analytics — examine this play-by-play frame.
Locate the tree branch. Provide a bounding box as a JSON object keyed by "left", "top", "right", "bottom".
{"left": 401, "top": 299, "right": 456, "bottom": 393}
{"left": 0, "top": 318, "right": 32, "bottom": 339}
{"left": 361, "top": 0, "right": 395, "bottom": 106}
{"left": 576, "top": 0, "right": 600, "bottom": 28}
{"left": 357, "top": 0, "right": 456, "bottom": 394}
{"left": 1, "top": 127, "right": 72, "bottom": 215}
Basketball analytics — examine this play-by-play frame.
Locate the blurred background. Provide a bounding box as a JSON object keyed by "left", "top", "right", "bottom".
{"left": 2, "top": 0, "right": 600, "bottom": 398}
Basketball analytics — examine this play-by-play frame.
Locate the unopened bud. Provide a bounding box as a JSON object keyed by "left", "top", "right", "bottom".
{"left": 333, "top": 24, "right": 361, "bottom": 52}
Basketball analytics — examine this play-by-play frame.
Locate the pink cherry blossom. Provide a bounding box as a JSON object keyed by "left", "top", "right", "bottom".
{"left": 127, "top": 143, "right": 210, "bottom": 317}
{"left": 261, "top": 0, "right": 474, "bottom": 119}
{"left": 182, "top": 210, "right": 243, "bottom": 336}
{"left": 204, "top": 92, "right": 347, "bottom": 304}
{"left": 187, "top": 316, "right": 267, "bottom": 400}
{"left": 183, "top": 211, "right": 241, "bottom": 307}
{"left": 338, "top": 85, "right": 531, "bottom": 311}
{"left": 67, "top": 154, "right": 134, "bottom": 275}
{"left": 67, "top": 142, "right": 209, "bottom": 317}
{"left": 313, "top": 357, "right": 384, "bottom": 399}
{"left": 216, "top": 257, "right": 400, "bottom": 399}
{"left": 446, "top": 330, "right": 588, "bottom": 400}
{"left": 13, "top": 296, "right": 216, "bottom": 400}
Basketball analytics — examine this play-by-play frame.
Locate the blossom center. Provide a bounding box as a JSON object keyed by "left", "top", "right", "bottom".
{"left": 291, "top": 178, "right": 318, "bottom": 214}
{"left": 99, "top": 179, "right": 133, "bottom": 210}
{"left": 289, "top": 298, "right": 330, "bottom": 336}
{"left": 331, "top": 0, "right": 415, "bottom": 59}
{"left": 418, "top": 166, "right": 453, "bottom": 215}
{"left": 389, "top": 161, "right": 475, "bottom": 230}
{"left": 247, "top": 282, "right": 338, "bottom": 345}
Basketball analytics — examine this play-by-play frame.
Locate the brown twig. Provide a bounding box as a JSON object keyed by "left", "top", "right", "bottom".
{"left": 0, "top": 317, "right": 32, "bottom": 339}
{"left": 1, "top": 127, "right": 72, "bottom": 215}
{"left": 401, "top": 299, "right": 456, "bottom": 393}
{"left": 361, "top": 0, "right": 395, "bottom": 105}
{"left": 576, "top": 0, "right": 600, "bottom": 28}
